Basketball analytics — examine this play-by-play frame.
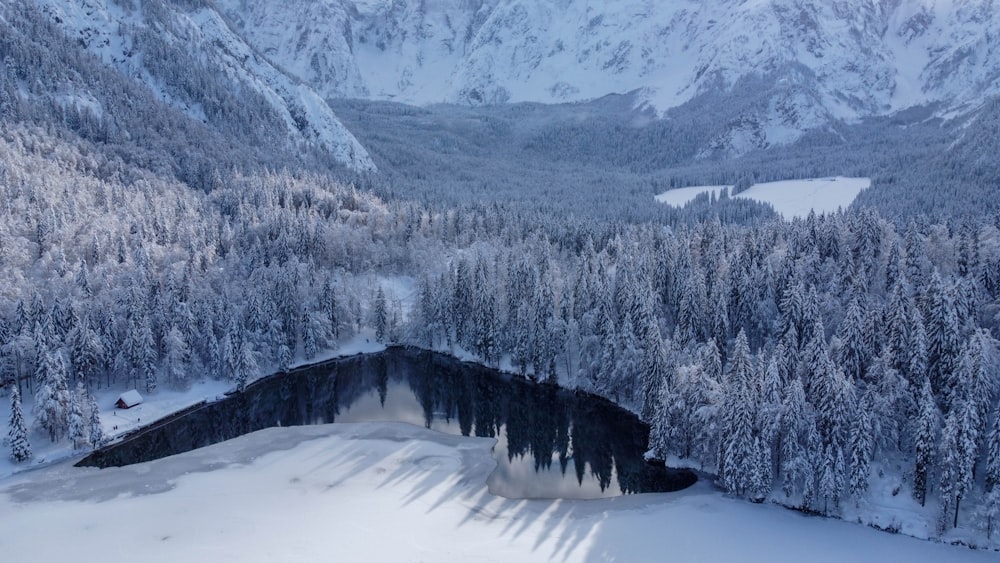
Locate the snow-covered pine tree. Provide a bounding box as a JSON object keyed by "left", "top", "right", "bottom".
{"left": 780, "top": 377, "right": 813, "bottom": 501}
{"left": 278, "top": 344, "right": 292, "bottom": 373}
{"left": 87, "top": 392, "right": 104, "bottom": 449}
{"left": 977, "top": 486, "right": 1000, "bottom": 540}
{"left": 913, "top": 378, "right": 939, "bottom": 506}
{"left": 836, "top": 297, "right": 869, "bottom": 382}
{"left": 162, "top": 324, "right": 190, "bottom": 389}
{"left": 67, "top": 383, "right": 88, "bottom": 449}
{"left": 34, "top": 350, "right": 71, "bottom": 442}
{"left": 137, "top": 316, "right": 157, "bottom": 394}
{"left": 988, "top": 401, "right": 1000, "bottom": 491}
{"left": 753, "top": 351, "right": 784, "bottom": 480}
{"left": 8, "top": 384, "right": 31, "bottom": 462}
{"left": 924, "top": 271, "right": 962, "bottom": 411}
{"left": 938, "top": 394, "right": 980, "bottom": 530}
{"left": 373, "top": 286, "right": 387, "bottom": 343}
{"left": 302, "top": 308, "right": 318, "bottom": 360}
{"left": 719, "top": 330, "right": 758, "bottom": 498}
{"left": 848, "top": 390, "right": 875, "bottom": 502}
{"left": 234, "top": 335, "right": 257, "bottom": 393}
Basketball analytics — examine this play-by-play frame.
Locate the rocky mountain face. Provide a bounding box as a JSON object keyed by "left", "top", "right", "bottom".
{"left": 216, "top": 0, "right": 1000, "bottom": 153}
{"left": 32, "top": 0, "right": 375, "bottom": 172}
{"left": 24, "top": 0, "right": 1000, "bottom": 158}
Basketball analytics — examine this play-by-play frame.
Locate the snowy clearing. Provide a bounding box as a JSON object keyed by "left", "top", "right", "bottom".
{"left": 655, "top": 177, "right": 871, "bottom": 219}
{"left": 734, "top": 177, "right": 872, "bottom": 219}
{"left": 653, "top": 185, "right": 728, "bottom": 206}
{"left": 0, "top": 422, "right": 991, "bottom": 563}
{"left": 0, "top": 334, "right": 387, "bottom": 482}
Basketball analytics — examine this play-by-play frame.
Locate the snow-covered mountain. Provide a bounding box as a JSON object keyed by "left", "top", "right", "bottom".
{"left": 215, "top": 0, "right": 1000, "bottom": 153}
{"left": 25, "top": 0, "right": 1000, "bottom": 159}
{"left": 32, "top": 0, "right": 375, "bottom": 172}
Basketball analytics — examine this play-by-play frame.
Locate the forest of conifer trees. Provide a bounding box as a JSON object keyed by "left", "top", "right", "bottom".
{"left": 2, "top": 118, "right": 1000, "bottom": 536}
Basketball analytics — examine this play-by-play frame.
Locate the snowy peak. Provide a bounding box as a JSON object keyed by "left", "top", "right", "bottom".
{"left": 33, "top": 0, "right": 375, "bottom": 172}
{"left": 213, "top": 0, "right": 1000, "bottom": 149}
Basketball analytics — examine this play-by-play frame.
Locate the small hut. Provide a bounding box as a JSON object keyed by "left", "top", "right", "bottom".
{"left": 115, "top": 389, "right": 144, "bottom": 409}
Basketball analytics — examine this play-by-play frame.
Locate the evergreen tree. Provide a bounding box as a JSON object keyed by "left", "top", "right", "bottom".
{"left": 780, "top": 378, "right": 813, "bottom": 501}
{"left": 913, "top": 378, "right": 939, "bottom": 506}
{"left": 8, "top": 384, "right": 31, "bottom": 462}
{"left": 278, "top": 344, "right": 292, "bottom": 373}
{"left": 302, "top": 309, "right": 318, "bottom": 360}
{"left": 977, "top": 487, "right": 1000, "bottom": 540}
{"left": 161, "top": 325, "right": 190, "bottom": 389}
{"left": 719, "top": 330, "right": 758, "bottom": 498}
{"left": 848, "top": 391, "right": 875, "bottom": 501}
{"left": 373, "top": 286, "right": 387, "bottom": 343}
{"left": 836, "top": 298, "right": 869, "bottom": 382}
{"left": 924, "top": 271, "right": 962, "bottom": 410}
{"left": 34, "top": 350, "right": 70, "bottom": 442}
{"left": 88, "top": 393, "right": 104, "bottom": 449}
{"left": 988, "top": 401, "right": 1000, "bottom": 491}
{"left": 938, "top": 395, "right": 980, "bottom": 530}
{"left": 67, "top": 384, "right": 88, "bottom": 449}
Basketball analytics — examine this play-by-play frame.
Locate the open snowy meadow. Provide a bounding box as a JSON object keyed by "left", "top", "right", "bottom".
{"left": 1, "top": 421, "right": 993, "bottom": 563}
{"left": 655, "top": 177, "right": 872, "bottom": 219}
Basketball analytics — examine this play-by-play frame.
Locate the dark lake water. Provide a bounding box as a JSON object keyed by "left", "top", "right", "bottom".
{"left": 77, "top": 348, "right": 696, "bottom": 499}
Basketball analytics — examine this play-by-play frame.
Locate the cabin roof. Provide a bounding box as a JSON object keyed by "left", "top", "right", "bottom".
{"left": 117, "top": 389, "right": 143, "bottom": 407}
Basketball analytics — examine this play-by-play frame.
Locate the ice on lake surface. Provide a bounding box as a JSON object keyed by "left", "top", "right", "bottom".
{"left": 77, "top": 348, "right": 695, "bottom": 499}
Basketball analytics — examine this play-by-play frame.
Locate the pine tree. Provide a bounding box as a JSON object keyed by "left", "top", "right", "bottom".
{"left": 848, "top": 391, "right": 875, "bottom": 501}
{"left": 302, "top": 309, "right": 318, "bottom": 360}
{"left": 162, "top": 325, "right": 190, "bottom": 389}
{"left": 136, "top": 316, "right": 157, "bottom": 394}
{"left": 373, "top": 286, "right": 387, "bottom": 343}
{"left": 836, "top": 297, "right": 869, "bottom": 382}
{"left": 8, "top": 384, "right": 31, "bottom": 462}
{"left": 67, "top": 384, "right": 88, "bottom": 450}
{"left": 88, "top": 393, "right": 104, "bottom": 449}
{"left": 780, "top": 378, "right": 814, "bottom": 502}
{"left": 938, "top": 395, "right": 980, "bottom": 530}
{"left": 719, "top": 330, "right": 758, "bottom": 498}
{"left": 977, "top": 487, "right": 1000, "bottom": 540}
{"left": 907, "top": 306, "right": 929, "bottom": 390}
{"left": 278, "top": 344, "right": 292, "bottom": 373}
{"left": 34, "top": 350, "right": 70, "bottom": 442}
{"left": 987, "top": 401, "right": 1000, "bottom": 491}
{"left": 924, "top": 271, "right": 962, "bottom": 410}
{"left": 913, "top": 378, "right": 939, "bottom": 506}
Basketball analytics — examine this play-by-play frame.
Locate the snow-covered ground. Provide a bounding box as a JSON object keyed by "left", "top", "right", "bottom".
{"left": 1, "top": 422, "right": 993, "bottom": 563}
{"left": 734, "top": 177, "right": 871, "bottom": 219}
{"left": 0, "top": 333, "right": 387, "bottom": 482}
{"left": 655, "top": 177, "right": 871, "bottom": 219}
{"left": 653, "top": 185, "right": 728, "bottom": 206}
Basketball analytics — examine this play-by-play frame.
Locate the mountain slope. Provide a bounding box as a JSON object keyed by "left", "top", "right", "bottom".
{"left": 216, "top": 0, "right": 1000, "bottom": 153}
{"left": 32, "top": 0, "right": 375, "bottom": 172}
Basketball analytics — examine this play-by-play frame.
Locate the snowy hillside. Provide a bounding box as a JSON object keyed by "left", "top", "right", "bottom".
{"left": 215, "top": 0, "right": 1000, "bottom": 151}
{"left": 32, "top": 0, "right": 374, "bottom": 172}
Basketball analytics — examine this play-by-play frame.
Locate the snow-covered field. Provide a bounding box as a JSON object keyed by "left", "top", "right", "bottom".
{"left": 655, "top": 177, "right": 871, "bottom": 219}
{"left": 653, "top": 185, "right": 728, "bottom": 206}
{"left": 0, "top": 334, "right": 388, "bottom": 482}
{"left": 1, "top": 422, "right": 992, "bottom": 563}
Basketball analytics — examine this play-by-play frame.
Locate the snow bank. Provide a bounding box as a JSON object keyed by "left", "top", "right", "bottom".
{"left": 0, "top": 423, "right": 993, "bottom": 562}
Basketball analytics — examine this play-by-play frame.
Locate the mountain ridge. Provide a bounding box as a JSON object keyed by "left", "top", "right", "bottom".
{"left": 216, "top": 0, "right": 1000, "bottom": 153}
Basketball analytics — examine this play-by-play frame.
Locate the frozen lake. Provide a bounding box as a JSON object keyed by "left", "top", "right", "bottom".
{"left": 77, "top": 348, "right": 695, "bottom": 499}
